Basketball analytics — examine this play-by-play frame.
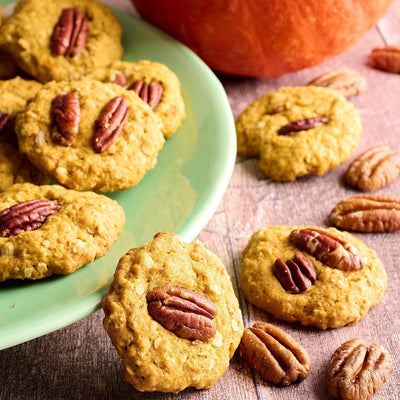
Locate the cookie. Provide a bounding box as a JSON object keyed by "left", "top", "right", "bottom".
{"left": 0, "top": 132, "right": 49, "bottom": 191}
{"left": 15, "top": 79, "right": 165, "bottom": 192}
{"left": 0, "top": 0, "right": 123, "bottom": 82}
{"left": 0, "top": 76, "right": 42, "bottom": 133}
{"left": 236, "top": 86, "right": 362, "bottom": 181}
{"left": 240, "top": 226, "right": 387, "bottom": 329}
{"left": 90, "top": 60, "right": 185, "bottom": 138}
{"left": 103, "top": 232, "right": 243, "bottom": 393}
{"left": 0, "top": 183, "right": 125, "bottom": 281}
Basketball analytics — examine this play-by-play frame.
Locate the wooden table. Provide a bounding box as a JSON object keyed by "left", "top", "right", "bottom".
{"left": 1, "top": 1, "right": 399, "bottom": 399}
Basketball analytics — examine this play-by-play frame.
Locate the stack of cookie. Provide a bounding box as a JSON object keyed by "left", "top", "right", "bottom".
{"left": 0, "top": 0, "right": 185, "bottom": 281}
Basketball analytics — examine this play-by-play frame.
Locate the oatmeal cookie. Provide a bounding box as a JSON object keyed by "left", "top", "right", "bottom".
{"left": 15, "top": 79, "right": 165, "bottom": 192}
{"left": 103, "top": 232, "right": 243, "bottom": 393}
{"left": 0, "top": 0, "right": 123, "bottom": 82}
{"left": 90, "top": 60, "right": 185, "bottom": 138}
{"left": 0, "top": 182, "right": 125, "bottom": 281}
{"left": 236, "top": 86, "right": 362, "bottom": 181}
{"left": 240, "top": 226, "right": 387, "bottom": 329}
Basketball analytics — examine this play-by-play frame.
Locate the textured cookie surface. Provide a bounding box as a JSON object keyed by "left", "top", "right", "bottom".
{"left": 0, "top": 183, "right": 125, "bottom": 281}
{"left": 236, "top": 86, "right": 362, "bottom": 181}
{"left": 0, "top": 0, "right": 123, "bottom": 82}
{"left": 103, "top": 232, "right": 243, "bottom": 393}
{"left": 0, "top": 133, "right": 49, "bottom": 191}
{"left": 240, "top": 226, "right": 387, "bottom": 329}
{"left": 15, "top": 79, "right": 165, "bottom": 192}
{"left": 90, "top": 60, "right": 185, "bottom": 138}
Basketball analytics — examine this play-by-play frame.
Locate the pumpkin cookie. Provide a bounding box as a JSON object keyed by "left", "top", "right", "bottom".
{"left": 0, "top": 133, "right": 49, "bottom": 192}
{"left": 240, "top": 226, "right": 387, "bottom": 329}
{"left": 236, "top": 86, "right": 362, "bottom": 181}
{"left": 103, "top": 232, "right": 243, "bottom": 393}
{"left": 90, "top": 60, "right": 185, "bottom": 138}
{"left": 15, "top": 79, "right": 165, "bottom": 192}
{"left": 0, "top": 0, "right": 123, "bottom": 82}
{"left": 0, "top": 183, "right": 125, "bottom": 281}
{"left": 0, "top": 76, "right": 42, "bottom": 133}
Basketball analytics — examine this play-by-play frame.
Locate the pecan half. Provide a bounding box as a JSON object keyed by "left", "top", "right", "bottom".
{"left": 273, "top": 253, "right": 317, "bottom": 294}
{"left": 238, "top": 322, "right": 311, "bottom": 386}
{"left": 269, "top": 105, "right": 286, "bottom": 114}
{"left": 289, "top": 228, "right": 364, "bottom": 271}
{"left": 0, "top": 200, "right": 60, "bottom": 237}
{"left": 344, "top": 146, "right": 400, "bottom": 191}
{"left": 325, "top": 338, "right": 392, "bottom": 400}
{"left": 368, "top": 45, "right": 400, "bottom": 73}
{"left": 278, "top": 116, "right": 329, "bottom": 136}
{"left": 51, "top": 8, "right": 89, "bottom": 57}
{"left": 330, "top": 195, "right": 400, "bottom": 232}
{"left": 146, "top": 285, "right": 217, "bottom": 341}
{"left": 52, "top": 93, "right": 80, "bottom": 146}
{"left": 0, "top": 111, "right": 9, "bottom": 134}
{"left": 129, "top": 79, "right": 163, "bottom": 108}
{"left": 112, "top": 71, "right": 126, "bottom": 87}
{"left": 308, "top": 68, "right": 367, "bottom": 99}
{"left": 92, "top": 96, "right": 128, "bottom": 153}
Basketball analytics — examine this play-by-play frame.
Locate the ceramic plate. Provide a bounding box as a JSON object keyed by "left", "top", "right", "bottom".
{"left": 0, "top": 4, "right": 236, "bottom": 349}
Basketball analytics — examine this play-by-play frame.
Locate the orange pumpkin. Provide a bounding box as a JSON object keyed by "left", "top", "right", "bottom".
{"left": 131, "top": 0, "right": 393, "bottom": 78}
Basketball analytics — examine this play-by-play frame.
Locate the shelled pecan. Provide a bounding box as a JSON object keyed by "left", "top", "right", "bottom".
{"left": 0, "top": 111, "right": 9, "bottom": 134}
{"left": 278, "top": 116, "right": 329, "bottom": 136}
{"left": 52, "top": 93, "right": 80, "bottom": 146}
{"left": 273, "top": 253, "right": 317, "bottom": 294}
{"left": 290, "top": 228, "right": 364, "bottom": 271}
{"left": 344, "top": 146, "right": 400, "bottom": 191}
{"left": 92, "top": 96, "right": 128, "bottom": 152}
{"left": 330, "top": 195, "right": 400, "bottom": 232}
{"left": 325, "top": 338, "right": 392, "bottom": 400}
{"left": 51, "top": 8, "right": 89, "bottom": 57}
{"left": 112, "top": 71, "right": 126, "bottom": 87}
{"left": 0, "top": 200, "right": 60, "bottom": 237}
{"left": 368, "top": 45, "right": 400, "bottom": 73}
{"left": 238, "top": 322, "right": 311, "bottom": 386}
{"left": 147, "top": 285, "right": 217, "bottom": 341}
{"left": 308, "top": 68, "right": 367, "bottom": 99}
{"left": 129, "top": 79, "right": 163, "bottom": 108}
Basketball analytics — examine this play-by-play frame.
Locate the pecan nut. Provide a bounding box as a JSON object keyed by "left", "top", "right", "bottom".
{"left": 0, "top": 200, "right": 60, "bottom": 237}
{"left": 129, "top": 79, "right": 163, "bottom": 108}
{"left": 344, "top": 146, "right": 400, "bottom": 191}
{"left": 52, "top": 93, "right": 80, "bottom": 146}
{"left": 51, "top": 8, "right": 89, "bottom": 57}
{"left": 0, "top": 111, "right": 10, "bottom": 134}
{"left": 330, "top": 195, "right": 400, "bottom": 232}
{"left": 92, "top": 96, "right": 128, "bottom": 153}
{"left": 368, "top": 45, "right": 400, "bottom": 73}
{"left": 308, "top": 68, "right": 367, "bottom": 99}
{"left": 112, "top": 71, "right": 126, "bottom": 87}
{"left": 289, "top": 228, "right": 364, "bottom": 271}
{"left": 325, "top": 338, "right": 392, "bottom": 400}
{"left": 273, "top": 253, "right": 317, "bottom": 294}
{"left": 238, "top": 322, "right": 311, "bottom": 386}
{"left": 146, "top": 285, "right": 217, "bottom": 341}
{"left": 278, "top": 116, "right": 329, "bottom": 136}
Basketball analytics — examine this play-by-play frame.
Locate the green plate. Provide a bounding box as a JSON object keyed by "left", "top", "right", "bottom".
{"left": 0, "top": 4, "right": 236, "bottom": 350}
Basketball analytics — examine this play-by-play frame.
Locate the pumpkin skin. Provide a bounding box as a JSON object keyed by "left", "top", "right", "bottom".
{"left": 130, "top": 0, "right": 393, "bottom": 78}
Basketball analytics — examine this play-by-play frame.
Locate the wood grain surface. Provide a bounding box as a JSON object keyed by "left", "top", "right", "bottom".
{"left": 1, "top": 0, "right": 400, "bottom": 399}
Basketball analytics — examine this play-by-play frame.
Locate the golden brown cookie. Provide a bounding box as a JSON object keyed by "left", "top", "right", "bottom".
{"left": 15, "top": 79, "right": 165, "bottom": 192}
{"left": 103, "top": 232, "right": 243, "bottom": 393}
{"left": 236, "top": 86, "right": 362, "bottom": 181}
{"left": 0, "top": 0, "right": 123, "bottom": 82}
{"left": 90, "top": 60, "right": 185, "bottom": 138}
{"left": 240, "top": 226, "right": 387, "bottom": 329}
{"left": 0, "top": 183, "right": 125, "bottom": 281}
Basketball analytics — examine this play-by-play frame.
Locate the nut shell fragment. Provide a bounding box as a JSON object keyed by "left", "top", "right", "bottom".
{"left": 330, "top": 195, "right": 400, "bottom": 232}
{"left": 238, "top": 322, "right": 311, "bottom": 386}
{"left": 325, "top": 338, "right": 392, "bottom": 400}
